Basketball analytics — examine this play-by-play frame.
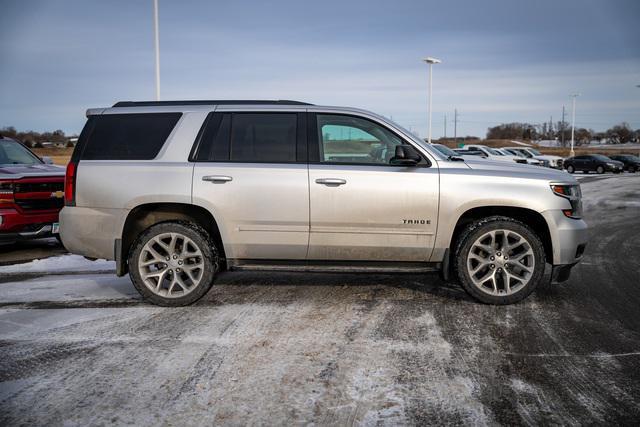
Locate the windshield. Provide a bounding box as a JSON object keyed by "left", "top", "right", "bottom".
{"left": 528, "top": 149, "right": 542, "bottom": 155}
{"left": 433, "top": 144, "right": 458, "bottom": 157}
{"left": 0, "top": 139, "right": 42, "bottom": 165}
{"left": 485, "top": 147, "right": 502, "bottom": 155}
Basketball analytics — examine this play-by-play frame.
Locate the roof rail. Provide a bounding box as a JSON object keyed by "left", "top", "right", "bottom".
{"left": 112, "top": 100, "right": 313, "bottom": 107}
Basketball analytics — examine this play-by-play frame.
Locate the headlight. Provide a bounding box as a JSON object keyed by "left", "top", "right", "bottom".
{"left": 0, "top": 180, "right": 15, "bottom": 205}
{"left": 551, "top": 184, "right": 582, "bottom": 219}
{"left": 606, "top": 163, "right": 615, "bottom": 167}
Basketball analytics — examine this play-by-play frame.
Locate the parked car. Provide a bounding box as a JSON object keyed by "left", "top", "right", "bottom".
{"left": 498, "top": 148, "right": 544, "bottom": 166}
{"left": 564, "top": 154, "right": 624, "bottom": 174}
{"left": 453, "top": 148, "right": 485, "bottom": 157}
{"left": 607, "top": 155, "right": 640, "bottom": 173}
{"left": 0, "top": 136, "right": 65, "bottom": 242}
{"left": 432, "top": 144, "right": 479, "bottom": 160}
{"left": 504, "top": 147, "right": 564, "bottom": 169}
{"left": 461, "top": 144, "right": 527, "bottom": 164}
{"left": 61, "top": 100, "right": 588, "bottom": 306}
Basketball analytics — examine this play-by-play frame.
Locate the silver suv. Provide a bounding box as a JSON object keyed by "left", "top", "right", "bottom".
{"left": 60, "top": 100, "right": 588, "bottom": 306}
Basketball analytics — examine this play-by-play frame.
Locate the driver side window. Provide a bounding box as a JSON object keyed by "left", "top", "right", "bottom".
{"left": 317, "top": 114, "right": 403, "bottom": 165}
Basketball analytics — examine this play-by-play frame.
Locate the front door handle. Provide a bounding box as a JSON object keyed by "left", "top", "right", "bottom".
{"left": 315, "top": 178, "right": 347, "bottom": 186}
{"left": 202, "top": 175, "right": 233, "bottom": 183}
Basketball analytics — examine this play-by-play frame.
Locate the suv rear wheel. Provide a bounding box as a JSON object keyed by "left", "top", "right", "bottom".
{"left": 129, "top": 221, "right": 219, "bottom": 306}
{"left": 454, "top": 216, "right": 545, "bottom": 305}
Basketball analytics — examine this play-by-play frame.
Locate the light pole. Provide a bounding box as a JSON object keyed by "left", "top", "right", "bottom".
{"left": 570, "top": 93, "right": 580, "bottom": 157}
{"left": 423, "top": 57, "right": 441, "bottom": 144}
{"left": 153, "top": 0, "right": 161, "bottom": 101}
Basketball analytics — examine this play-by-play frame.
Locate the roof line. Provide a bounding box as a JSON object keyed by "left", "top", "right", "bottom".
{"left": 112, "top": 100, "right": 313, "bottom": 107}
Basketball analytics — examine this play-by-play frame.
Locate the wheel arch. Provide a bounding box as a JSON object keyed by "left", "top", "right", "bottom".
{"left": 447, "top": 206, "right": 553, "bottom": 268}
{"left": 118, "top": 202, "right": 226, "bottom": 276}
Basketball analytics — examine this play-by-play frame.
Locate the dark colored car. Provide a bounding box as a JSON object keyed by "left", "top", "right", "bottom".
{"left": 564, "top": 154, "right": 624, "bottom": 174}
{"left": 608, "top": 155, "right": 640, "bottom": 173}
{"left": 0, "top": 137, "right": 65, "bottom": 242}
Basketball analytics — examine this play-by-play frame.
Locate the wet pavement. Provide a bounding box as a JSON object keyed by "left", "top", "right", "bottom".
{"left": 0, "top": 175, "right": 639, "bottom": 425}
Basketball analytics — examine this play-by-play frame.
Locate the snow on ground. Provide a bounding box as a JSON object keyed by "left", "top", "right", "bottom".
{"left": 0, "top": 174, "right": 639, "bottom": 425}
{"left": 0, "top": 273, "right": 136, "bottom": 304}
{"left": 509, "top": 140, "right": 532, "bottom": 146}
{"left": 0, "top": 254, "right": 114, "bottom": 274}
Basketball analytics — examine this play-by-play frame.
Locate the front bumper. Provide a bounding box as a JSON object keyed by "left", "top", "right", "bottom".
{"left": 606, "top": 164, "right": 624, "bottom": 173}
{"left": 0, "top": 207, "right": 59, "bottom": 241}
{"left": 541, "top": 209, "right": 588, "bottom": 266}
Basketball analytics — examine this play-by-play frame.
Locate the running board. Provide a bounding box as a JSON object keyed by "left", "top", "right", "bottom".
{"left": 227, "top": 260, "right": 440, "bottom": 274}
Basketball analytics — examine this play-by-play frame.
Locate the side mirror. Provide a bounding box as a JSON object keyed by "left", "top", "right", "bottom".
{"left": 390, "top": 145, "right": 421, "bottom": 166}
{"left": 41, "top": 156, "right": 54, "bottom": 164}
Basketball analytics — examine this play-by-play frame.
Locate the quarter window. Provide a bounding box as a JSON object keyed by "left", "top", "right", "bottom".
{"left": 80, "top": 113, "right": 181, "bottom": 160}
{"left": 316, "top": 114, "right": 404, "bottom": 165}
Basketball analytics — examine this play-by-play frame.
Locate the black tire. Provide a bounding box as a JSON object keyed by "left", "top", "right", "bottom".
{"left": 566, "top": 165, "right": 575, "bottom": 174}
{"left": 454, "top": 216, "right": 546, "bottom": 305}
{"left": 596, "top": 165, "right": 605, "bottom": 174}
{"left": 128, "top": 221, "right": 219, "bottom": 306}
{"left": 630, "top": 166, "right": 637, "bottom": 173}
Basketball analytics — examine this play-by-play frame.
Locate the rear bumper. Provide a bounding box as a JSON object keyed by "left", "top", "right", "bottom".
{"left": 59, "top": 206, "right": 127, "bottom": 260}
{"left": 0, "top": 207, "right": 59, "bottom": 241}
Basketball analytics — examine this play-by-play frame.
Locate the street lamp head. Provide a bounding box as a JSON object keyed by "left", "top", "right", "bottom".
{"left": 423, "top": 57, "right": 441, "bottom": 64}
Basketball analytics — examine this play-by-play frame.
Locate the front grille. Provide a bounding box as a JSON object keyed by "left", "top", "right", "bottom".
{"left": 14, "top": 181, "right": 64, "bottom": 193}
{"left": 15, "top": 198, "right": 64, "bottom": 211}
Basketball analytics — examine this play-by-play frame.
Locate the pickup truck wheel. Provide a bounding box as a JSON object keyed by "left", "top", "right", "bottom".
{"left": 128, "top": 221, "right": 219, "bottom": 306}
{"left": 454, "top": 216, "right": 545, "bottom": 305}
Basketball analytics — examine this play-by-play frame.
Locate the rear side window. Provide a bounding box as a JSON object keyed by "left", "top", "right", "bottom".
{"left": 80, "top": 113, "right": 181, "bottom": 160}
{"left": 193, "top": 112, "right": 299, "bottom": 163}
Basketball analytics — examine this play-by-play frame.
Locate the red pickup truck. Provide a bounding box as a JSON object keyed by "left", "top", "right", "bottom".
{"left": 0, "top": 137, "right": 65, "bottom": 242}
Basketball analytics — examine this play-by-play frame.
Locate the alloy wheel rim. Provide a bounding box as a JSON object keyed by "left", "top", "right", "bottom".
{"left": 466, "top": 229, "right": 535, "bottom": 296}
{"left": 138, "top": 232, "right": 205, "bottom": 298}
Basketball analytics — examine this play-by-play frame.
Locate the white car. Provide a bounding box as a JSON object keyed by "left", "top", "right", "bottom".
{"left": 504, "top": 147, "right": 564, "bottom": 169}
{"left": 461, "top": 144, "right": 527, "bottom": 164}
{"left": 498, "top": 148, "right": 544, "bottom": 166}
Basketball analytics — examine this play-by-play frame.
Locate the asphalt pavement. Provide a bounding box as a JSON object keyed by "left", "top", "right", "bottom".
{"left": 0, "top": 174, "right": 639, "bottom": 425}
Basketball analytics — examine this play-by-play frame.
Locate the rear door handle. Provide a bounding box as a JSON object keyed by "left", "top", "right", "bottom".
{"left": 315, "top": 178, "right": 347, "bottom": 186}
{"left": 202, "top": 175, "right": 233, "bottom": 183}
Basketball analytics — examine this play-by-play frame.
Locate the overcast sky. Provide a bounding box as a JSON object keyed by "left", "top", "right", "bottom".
{"left": 1, "top": 0, "right": 639, "bottom": 138}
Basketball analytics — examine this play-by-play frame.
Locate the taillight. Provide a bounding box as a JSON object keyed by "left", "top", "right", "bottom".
{"left": 64, "top": 162, "right": 77, "bottom": 206}
{"left": 0, "top": 180, "right": 15, "bottom": 205}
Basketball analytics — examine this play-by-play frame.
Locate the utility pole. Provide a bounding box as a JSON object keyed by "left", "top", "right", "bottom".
{"left": 453, "top": 109, "right": 458, "bottom": 144}
{"left": 549, "top": 116, "right": 553, "bottom": 140}
{"left": 561, "top": 106, "right": 565, "bottom": 147}
{"left": 153, "top": 0, "right": 161, "bottom": 101}
{"left": 444, "top": 114, "right": 447, "bottom": 139}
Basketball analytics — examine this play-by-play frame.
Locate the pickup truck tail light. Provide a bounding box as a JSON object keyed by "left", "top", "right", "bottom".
{"left": 64, "top": 162, "right": 77, "bottom": 206}
{"left": 551, "top": 184, "right": 582, "bottom": 219}
{"left": 0, "top": 180, "right": 15, "bottom": 205}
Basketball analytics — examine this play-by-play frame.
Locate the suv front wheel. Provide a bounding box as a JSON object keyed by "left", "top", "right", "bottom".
{"left": 129, "top": 221, "right": 219, "bottom": 306}
{"left": 454, "top": 216, "right": 545, "bottom": 305}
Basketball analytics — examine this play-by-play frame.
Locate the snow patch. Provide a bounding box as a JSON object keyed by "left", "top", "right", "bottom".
{"left": 0, "top": 254, "right": 114, "bottom": 274}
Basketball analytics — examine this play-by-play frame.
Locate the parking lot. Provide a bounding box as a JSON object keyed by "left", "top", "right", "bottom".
{"left": 0, "top": 173, "right": 639, "bottom": 425}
